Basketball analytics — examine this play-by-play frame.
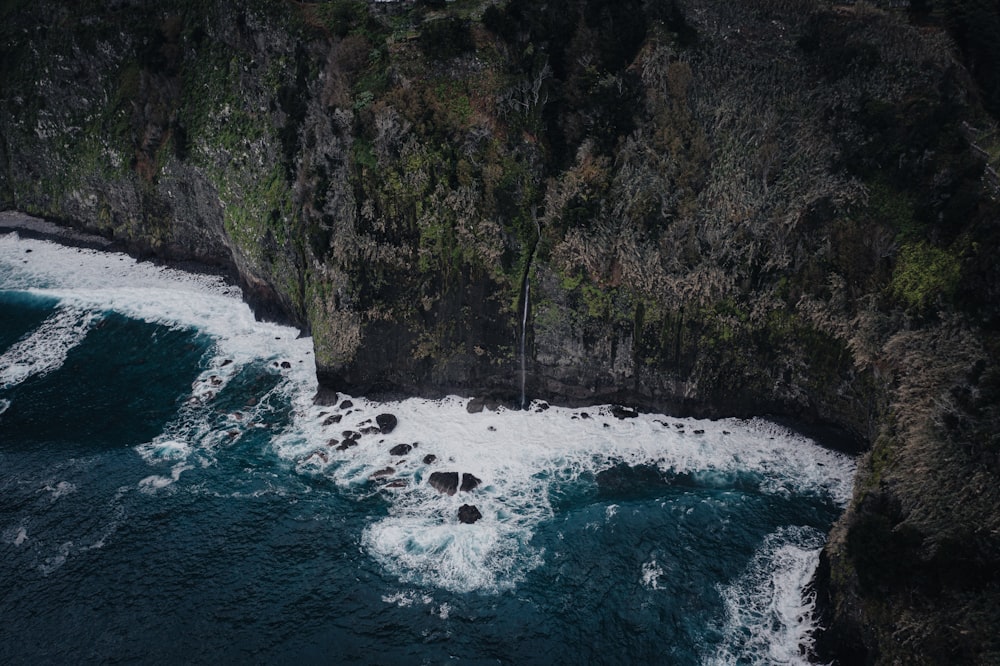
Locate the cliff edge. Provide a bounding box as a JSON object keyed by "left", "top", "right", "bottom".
{"left": 3, "top": 0, "right": 999, "bottom": 661}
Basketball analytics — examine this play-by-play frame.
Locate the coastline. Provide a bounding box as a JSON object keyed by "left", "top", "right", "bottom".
{"left": 2, "top": 209, "right": 863, "bottom": 459}
{"left": 0, "top": 210, "right": 237, "bottom": 283}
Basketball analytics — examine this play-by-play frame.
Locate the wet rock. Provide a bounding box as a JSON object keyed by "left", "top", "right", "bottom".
{"left": 370, "top": 467, "right": 394, "bottom": 479}
{"left": 429, "top": 471, "right": 459, "bottom": 495}
{"left": 423, "top": 454, "right": 437, "bottom": 465}
{"left": 360, "top": 425, "right": 381, "bottom": 436}
{"left": 280, "top": 361, "right": 291, "bottom": 369}
{"left": 376, "top": 413, "right": 398, "bottom": 434}
{"left": 342, "top": 430, "right": 360, "bottom": 441}
{"left": 389, "top": 443, "right": 413, "bottom": 456}
{"left": 327, "top": 438, "right": 339, "bottom": 447}
{"left": 323, "top": 414, "right": 342, "bottom": 426}
{"left": 534, "top": 401, "right": 549, "bottom": 412}
{"left": 580, "top": 412, "right": 590, "bottom": 419}
{"left": 595, "top": 464, "right": 666, "bottom": 498}
{"left": 458, "top": 504, "right": 482, "bottom": 524}
{"left": 693, "top": 429, "right": 704, "bottom": 435}
{"left": 335, "top": 440, "right": 358, "bottom": 451}
{"left": 460, "top": 473, "right": 481, "bottom": 492}
{"left": 221, "top": 359, "right": 233, "bottom": 367}
{"left": 467, "top": 397, "right": 485, "bottom": 414}
{"left": 339, "top": 399, "right": 353, "bottom": 409}
{"left": 384, "top": 479, "right": 408, "bottom": 489}
{"left": 611, "top": 405, "right": 638, "bottom": 419}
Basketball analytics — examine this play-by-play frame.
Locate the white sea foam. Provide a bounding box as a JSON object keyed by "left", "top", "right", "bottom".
{"left": 273, "top": 396, "right": 855, "bottom": 594}
{"left": 1, "top": 234, "right": 315, "bottom": 471}
{"left": 138, "top": 462, "right": 193, "bottom": 492}
{"left": 1, "top": 232, "right": 856, "bottom": 655}
{"left": 0, "top": 305, "right": 99, "bottom": 389}
{"left": 705, "top": 526, "right": 826, "bottom": 666}
{"left": 43, "top": 481, "right": 78, "bottom": 501}
{"left": 3, "top": 525, "right": 30, "bottom": 546}
{"left": 382, "top": 590, "right": 433, "bottom": 608}
{"left": 0, "top": 398, "right": 10, "bottom": 415}
{"left": 641, "top": 558, "right": 664, "bottom": 590}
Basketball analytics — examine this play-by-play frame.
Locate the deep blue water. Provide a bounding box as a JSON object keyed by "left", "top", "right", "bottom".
{"left": 0, "top": 238, "right": 852, "bottom": 665}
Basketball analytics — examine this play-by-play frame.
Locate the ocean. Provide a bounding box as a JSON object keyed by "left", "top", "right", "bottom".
{"left": 0, "top": 232, "right": 854, "bottom": 665}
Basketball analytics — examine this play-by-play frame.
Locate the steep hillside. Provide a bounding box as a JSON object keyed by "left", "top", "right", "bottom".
{"left": 2, "top": 0, "right": 999, "bottom": 662}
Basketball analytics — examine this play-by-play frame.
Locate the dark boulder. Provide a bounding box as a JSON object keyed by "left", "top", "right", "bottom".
{"left": 611, "top": 405, "right": 638, "bottom": 419}
{"left": 460, "top": 473, "right": 481, "bottom": 493}
{"left": 339, "top": 399, "right": 354, "bottom": 409}
{"left": 336, "top": 440, "right": 358, "bottom": 451}
{"left": 429, "top": 471, "right": 459, "bottom": 495}
{"left": 458, "top": 504, "right": 482, "bottom": 524}
{"left": 466, "top": 397, "right": 485, "bottom": 414}
{"left": 423, "top": 454, "right": 437, "bottom": 465}
{"left": 323, "top": 414, "right": 343, "bottom": 426}
{"left": 390, "top": 443, "right": 413, "bottom": 456}
{"left": 370, "top": 466, "right": 395, "bottom": 479}
{"left": 376, "top": 413, "right": 398, "bottom": 434}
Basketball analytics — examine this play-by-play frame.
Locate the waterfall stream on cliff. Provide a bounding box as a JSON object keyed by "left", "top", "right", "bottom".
{"left": 520, "top": 275, "right": 530, "bottom": 410}
{"left": 0, "top": 234, "right": 855, "bottom": 665}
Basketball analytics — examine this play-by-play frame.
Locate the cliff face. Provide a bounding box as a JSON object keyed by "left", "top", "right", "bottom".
{"left": 3, "top": 0, "right": 1000, "bottom": 662}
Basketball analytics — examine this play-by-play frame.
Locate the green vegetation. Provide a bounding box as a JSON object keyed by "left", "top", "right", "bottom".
{"left": 891, "top": 241, "right": 961, "bottom": 310}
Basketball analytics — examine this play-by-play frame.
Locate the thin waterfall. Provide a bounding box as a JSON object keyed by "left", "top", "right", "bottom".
{"left": 520, "top": 275, "right": 530, "bottom": 409}
{"left": 519, "top": 216, "right": 540, "bottom": 410}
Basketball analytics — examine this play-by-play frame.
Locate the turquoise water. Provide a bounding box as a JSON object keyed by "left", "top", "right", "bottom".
{"left": 0, "top": 235, "right": 853, "bottom": 665}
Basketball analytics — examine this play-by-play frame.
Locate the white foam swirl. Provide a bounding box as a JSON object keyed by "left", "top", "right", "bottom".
{"left": 0, "top": 305, "right": 99, "bottom": 390}
{"left": 705, "top": 526, "right": 826, "bottom": 666}
{"left": 274, "top": 396, "right": 855, "bottom": 594}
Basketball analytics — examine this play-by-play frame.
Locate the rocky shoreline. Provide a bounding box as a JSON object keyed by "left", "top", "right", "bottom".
{"left": 4, "top": 0, "right": 999, "bottom": 661}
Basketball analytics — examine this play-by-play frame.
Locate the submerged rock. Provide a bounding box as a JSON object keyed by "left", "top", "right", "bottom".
{"left": 458, "top": 504, "right": 482, "bottom": 524}
{"left": 429, "top": 471, "right": 459, "bottom": 495}
{"left": 595, "top": 464, "right": 666, "bottom": 498}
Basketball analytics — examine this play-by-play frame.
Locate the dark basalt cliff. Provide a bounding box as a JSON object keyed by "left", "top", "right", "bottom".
{"left": 2, "top": 0, "right": 1000, "bottom": 662}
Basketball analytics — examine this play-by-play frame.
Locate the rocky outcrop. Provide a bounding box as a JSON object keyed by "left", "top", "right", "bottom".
{"left": 458, "top": 504, "right": 482, "bottom": 525}
{"left": 3, "top": 1, "right": 1000, "bottom": 662}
